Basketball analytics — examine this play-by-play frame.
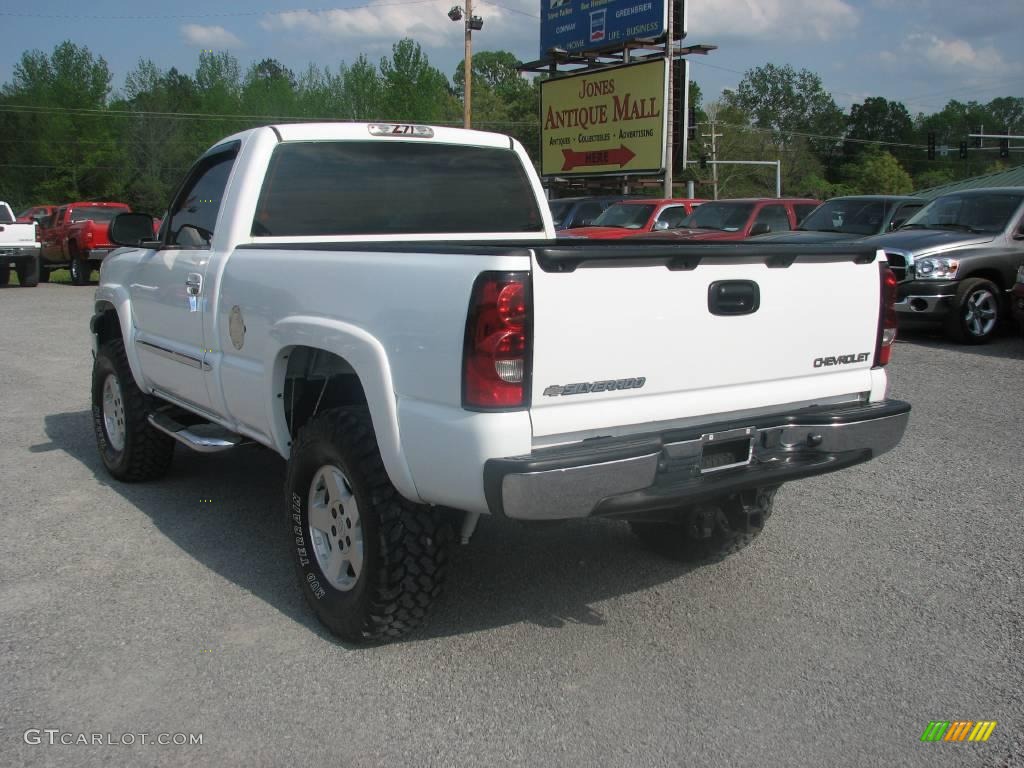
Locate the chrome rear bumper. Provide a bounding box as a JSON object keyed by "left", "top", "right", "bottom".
{"left": 485, "top": 400, "right": 911, "bottom": 521}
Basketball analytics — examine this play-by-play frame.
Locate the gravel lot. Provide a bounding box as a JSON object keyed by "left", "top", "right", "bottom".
{"left": 1, "top": 283, "right": 1022, "bottom": 767}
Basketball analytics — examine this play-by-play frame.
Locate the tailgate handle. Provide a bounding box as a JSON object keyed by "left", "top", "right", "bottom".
{"left": 708, "top": 280, "right": 760, "bottom": 316}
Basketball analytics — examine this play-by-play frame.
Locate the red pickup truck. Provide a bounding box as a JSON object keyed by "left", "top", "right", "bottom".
{"left": 558, "top": 198, "right": 705, "bottom": 239}
{"left": 39, "top": 202, "right": 132, "bottom": 285}
{"left": 628, "top": 197, "right": 820, "bottom": 242}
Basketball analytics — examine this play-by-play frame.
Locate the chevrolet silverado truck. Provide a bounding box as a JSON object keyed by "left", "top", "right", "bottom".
{"left": 0, "top": 201, "right": 41, "bottom": 287}
{"left": 40, "top": 201, "right": 131, "bottom": 285}
{"left": 91, "top": 122, "right": 911, "bottom": 642}
{"left": 861, "top": 188, "right": 1024, "bottom": 344}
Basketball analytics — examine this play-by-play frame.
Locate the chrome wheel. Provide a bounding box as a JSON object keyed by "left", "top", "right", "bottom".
{"left": 308, "top": 465, "right": 364, "bottom": 591}
{"left": 101, "top": 373, "right": 126, "bottom": 452}
{"left": 964, "top": 288, "right": 998, "bottom": 337}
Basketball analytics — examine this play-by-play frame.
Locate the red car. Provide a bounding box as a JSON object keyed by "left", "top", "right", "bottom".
{"left": 39, "top": 202, "right": 132, "bottom": 285}
{"left": 558, "top": 198, "right": 705, "bottom": 239}
{"left": 16, "top": 205, "right": 57, "bottom": 225}
{"left": 627, "top": 197, "right": 820, "bottom": 242}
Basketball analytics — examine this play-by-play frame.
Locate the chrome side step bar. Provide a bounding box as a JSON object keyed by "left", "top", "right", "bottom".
{"left": 147, "top": 412, "right": 245, "bottom": 453}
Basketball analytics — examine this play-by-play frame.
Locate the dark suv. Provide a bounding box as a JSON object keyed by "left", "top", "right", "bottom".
{"left": 548, "top": 195, "right": 643, "bottom": 230}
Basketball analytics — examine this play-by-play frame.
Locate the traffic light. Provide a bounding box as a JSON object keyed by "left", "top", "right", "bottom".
{"left": 927, "top": 131, "right": 936, "bottom": 161}
{"left": 1000, "top": 138, "right": 1010, "bottom": 158}
{"left": 959, "top": 141, "right": 968, "bottom": 160}
{"left": 688, "top": 103, "right": 697, "bottom": 140}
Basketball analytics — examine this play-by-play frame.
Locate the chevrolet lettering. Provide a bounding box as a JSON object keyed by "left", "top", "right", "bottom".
{"left": 813, "top": 353, "right": 871, "bottom": 368}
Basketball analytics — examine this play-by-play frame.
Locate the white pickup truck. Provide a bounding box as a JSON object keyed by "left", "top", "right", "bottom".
{"left": 91, "top": 123, "right": 911, "bottom": 642}
{"left": 0, "top": 201, "right": 41, "bottom": 286}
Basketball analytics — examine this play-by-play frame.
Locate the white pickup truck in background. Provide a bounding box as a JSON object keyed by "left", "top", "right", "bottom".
{"left": 90, "top": 122, "right": 910, "bottom": 642}
{"left": 0, "top": 201, "right": 41, "bottom": 286}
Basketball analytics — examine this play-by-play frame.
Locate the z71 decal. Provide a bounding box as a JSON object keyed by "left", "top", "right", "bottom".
{"left": 543, "top": 377, "right": 646, "bottom": 397}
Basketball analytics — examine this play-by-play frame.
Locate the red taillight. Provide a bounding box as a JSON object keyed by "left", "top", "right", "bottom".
{"left": 875, "top": 263, "right": 898, "bottom": 367}
{"left": 463, "top": 272, "right": 531, "bottom": 409}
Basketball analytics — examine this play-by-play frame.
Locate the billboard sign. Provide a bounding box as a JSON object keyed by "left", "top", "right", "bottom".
{"left": 540, "top": 59, "right": 667, "bottom": 177}
{"left": 540, "top": 0, "right": 667, "bottom": 59}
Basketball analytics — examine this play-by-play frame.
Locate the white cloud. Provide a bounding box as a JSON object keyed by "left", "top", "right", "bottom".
{"left": 688, "top": 0, "right": 858, "bottom": 41}
{"left": 903, "top": 33, "right": 1005, "bottom": 72}
{"left": 262, "top": 2, "right": 458, "bottom": 48}
{"left": 180, "top": 24, "right": 243, "bottom": 49}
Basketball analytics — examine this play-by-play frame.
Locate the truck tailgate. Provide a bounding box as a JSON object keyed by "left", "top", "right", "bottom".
{"left": 529, "top": 244, "right": 883, "bottom": 441}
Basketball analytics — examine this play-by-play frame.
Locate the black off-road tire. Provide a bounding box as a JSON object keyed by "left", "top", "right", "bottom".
{"left": 285, "top": 406, "right": 454, "bottom": 643}
{"left": 944, "top": 277, "right": 1001, "bottom": 344}
{"left": 630, "top": 487, "right": 778, "bottom": 564}
{"left": 37, "top": 263, "right": 50, "bottom": 283}
{"left": 69, "top": 244, "right": 90, "bottom": 286}
{"left": 15, "top": 255, "right": 40, "bottom": 287}
{"left": 91, "top": 339, "right": 175, "bottom": 481}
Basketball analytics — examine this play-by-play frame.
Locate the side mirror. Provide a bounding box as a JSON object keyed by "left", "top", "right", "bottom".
{"left": 653, "top": 220, "right": 670, "bottom": 231}
{"left": 749, "top": 222, "right": 771, "bottom": 236}
{"left": 110, "top": 212, "right": 160, "bottom": 248}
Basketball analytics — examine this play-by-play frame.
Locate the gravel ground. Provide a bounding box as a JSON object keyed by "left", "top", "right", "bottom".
{"left": 1, "top": 282, "right": 1022, "bottom": 767}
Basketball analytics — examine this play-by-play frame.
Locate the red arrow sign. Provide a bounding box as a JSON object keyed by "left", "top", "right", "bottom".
{"left": 561, "top": 144, "right": 636, "bottom": 171}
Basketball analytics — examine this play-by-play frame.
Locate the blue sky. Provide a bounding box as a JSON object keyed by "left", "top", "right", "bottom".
{"left": 0, "top": 0, "right": 1021, "bottom": 114}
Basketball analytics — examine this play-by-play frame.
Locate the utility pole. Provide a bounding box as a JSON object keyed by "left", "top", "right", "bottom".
{"left": 662, "top": 0, "right": 674, "bottom": 197}
{"left": 704, "top": 103, "right": 723, "bottom": 200}
{"left": 464, "top": 0, "right": 472, "bottom": 129}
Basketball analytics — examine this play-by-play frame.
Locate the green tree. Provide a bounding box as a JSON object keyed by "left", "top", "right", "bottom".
{"left": 723, "top": 63, "right": 845, "bottom": 167}
{"left": 344, "top": 55, "right": 383, "bottom": 120}
{"left": 0, "top": 41, "right": 116, "bottom": 205}
{"left": 842, "top": 150, "right": 913, "bottom": 194}
{"left": 846, "top": 97, "right": 914, "bottom": 149}
{"left": 380, "top": 39, "right": 454, "bottom": 122}
{"left": 242, "top": 58, "right": 297, "bottom": 117}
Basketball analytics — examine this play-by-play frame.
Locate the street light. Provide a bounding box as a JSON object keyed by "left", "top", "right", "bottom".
{"left": 448, "top": 4, "right": 483, "bottom": 128}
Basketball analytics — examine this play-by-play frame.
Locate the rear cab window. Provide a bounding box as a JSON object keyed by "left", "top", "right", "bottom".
{"left": 252, "top": 141, "right": 544, "bottom": 237}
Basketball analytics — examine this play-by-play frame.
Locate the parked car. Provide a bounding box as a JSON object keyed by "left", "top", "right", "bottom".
{"left": 1011, "top": 265, "right": 1024, "bottom": 337}
{"left": 39, "top": 201, "right": 132, "bottom": 285}
{"left": 628, "top": 198, "right": 820, "bottom": 242}
{"left": 860, "top": 188, "right": 1024, "bottom": 343}
{"left": 752, "top": 195, "right": 925, "bottom": 243}
{"left": 16, "top": 204, "right": 57, "bottom": 226}
{"left": 0, "top": 200, "right": 41, "bottom": 287}
{"left": 90, "top": 121, "right": 908, "bottom": 642}
{"left": 549, "top": 195, "right": 644, "bottom": 230}
{"left": 559, "top": 198, "right": 705, "bottom": 239}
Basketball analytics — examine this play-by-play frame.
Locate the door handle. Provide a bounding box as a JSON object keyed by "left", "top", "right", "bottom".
{"left": 185, "top": 273, "right": 203, "bottom": 296}
{"left": 708, "top": 280, "right": 760, "bottom": 316}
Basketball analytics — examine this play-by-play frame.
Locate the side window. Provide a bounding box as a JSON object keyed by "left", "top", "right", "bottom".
{"left": 890, "top": 203, "right": 922, "bottom": 230}
{"left": 754, "top": 205, "right": 791, "bottom": 232}
{"left": 55, "top": 207, "right": 68, "bottom": 227}
{"left": 795, "top": 204, "right": 817, "bottom": 224}
{"left": 572, "top": 202, "right": 603, "bottom": 227}
{"left": 165, "top": 143, "right": 239, "bottom": 248}
{"left": 657, "top": 205, "right": 689, "bottom": 229}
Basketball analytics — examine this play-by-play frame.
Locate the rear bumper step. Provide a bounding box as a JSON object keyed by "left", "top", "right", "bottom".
{"left": 148, "top": 412, "right": 245, "bottom": 453}
{"left": 484, "top": 399, "right": 911, "bottom": 521}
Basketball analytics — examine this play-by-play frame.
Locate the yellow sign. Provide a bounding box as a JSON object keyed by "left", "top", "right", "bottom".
{"left": 540, "top": 59, "right": 667, "bottom": 177}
